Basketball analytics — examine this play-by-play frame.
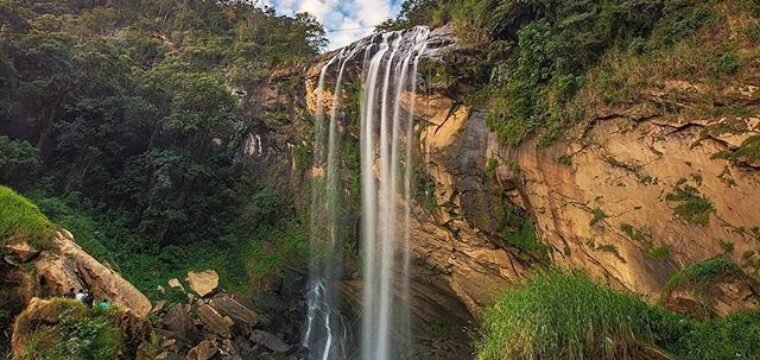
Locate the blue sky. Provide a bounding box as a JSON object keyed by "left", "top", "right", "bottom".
{"left": 259, "top": 0, "right": 403, "bottom": 50}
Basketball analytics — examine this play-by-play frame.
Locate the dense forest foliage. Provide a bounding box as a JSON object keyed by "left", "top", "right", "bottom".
{"left": 0, "top": 0, "right": 324, "bottom": 298}
{"left": 381, "top": 0, "right": 759, "bottom": 146}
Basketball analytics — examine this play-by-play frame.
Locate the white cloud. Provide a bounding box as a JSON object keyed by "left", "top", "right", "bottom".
{"left": 260, "top": 0, "right": 402, "bottom": 50}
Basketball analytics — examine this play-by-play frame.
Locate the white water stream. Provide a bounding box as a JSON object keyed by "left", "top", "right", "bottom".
{"left": 305, "top": 27, "right": 431, "bottom": 360}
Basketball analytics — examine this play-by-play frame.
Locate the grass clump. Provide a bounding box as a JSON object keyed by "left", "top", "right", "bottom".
{"left": 477, "top": 271, "right": 760, "bottom": 360}
{"left": 477, "top": 272, "right": 670, "bottom": 360}
{"left": 675, "top": 310, "right": 760, "bottom": 359}
{"left": 661, "top": 258, "right": 742, "bottom": 301}
{"left": 14, "top": 298, "right": 124, "bottom": 360}
{"left": 717, "top": 135, "right": 760, "bottom": 164}
{"left": 665, "top": 186, "right": 715, "bottom": 225}
{"left": 0, "top": 185, "right": 55, "bottom": 250}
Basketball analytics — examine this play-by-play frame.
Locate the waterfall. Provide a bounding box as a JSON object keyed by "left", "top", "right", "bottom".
{"left": 305, "top": 26, "right": 430, "bottom": 360}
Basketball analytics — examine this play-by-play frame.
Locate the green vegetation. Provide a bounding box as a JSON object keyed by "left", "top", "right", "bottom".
{"left": 484, "top": 158, "right": 499, "bottom": 180}
{"left": 494, "top": 204, "right": 543, "bottom": 255}
{"left": 557, "top": 155, "right": 573, "bottom": 166}
{"left": 414, "top": 167, "right": 439, "bottom": 213}
{"left": 30, "top": 193, "right": 116, "bottom": 268}
{"left": 0, "top": 186, "right": 54, "bottom": 250}
{"left": 15, "top": 299, "right": 124, "bottom": 360}
{"left": 716, "top": 136, "right": 760, "bottom": 164}
{"left": 0, "top": 136, "right": 41, "bottom": 188}
{"left": 619, "top": 223, "right": 670, "bottom": 259}
{"left": 666, "top": 186, "right": 715, "bottom": 226}
{"left": 477, "top": 271, "right": 760, "bottom": 360}
{"left": 477, "top": 272, "right": 672, "bottom": 360}
{"left": 383, "top": 0, "right": 758, "bottom": 146}
{"left": 0, "top": 0, "right": 325, "bottom": 299}
{"left": 662, "top": 258, "right": 742, "bottom": 303}
{"left": 589, "top": 207, "right": 607, "bottom": 226}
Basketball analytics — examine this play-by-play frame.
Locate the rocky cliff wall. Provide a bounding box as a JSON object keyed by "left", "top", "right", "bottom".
{"left": 296, "top": 25, "right": 760, "bottom": 322}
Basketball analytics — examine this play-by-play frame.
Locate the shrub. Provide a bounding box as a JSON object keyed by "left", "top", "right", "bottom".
{"left": 661, "top": 258, "right": 742, "bottom": 301}
{"left": 0, "top": 185, "right": 55, "bottom": 250}
{"left": 0, "top": 136, "right": 41, "bottom": 188}
{"left": 32, "top": 194, "right": 116, "bottom": 268}
{"left": 15, "top": 298, "right": 124, "bottom": 360}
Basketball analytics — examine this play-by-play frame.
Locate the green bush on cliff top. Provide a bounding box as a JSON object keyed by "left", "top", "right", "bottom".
{"left": 0, "top": 185, "right": 55, "bottom": 250}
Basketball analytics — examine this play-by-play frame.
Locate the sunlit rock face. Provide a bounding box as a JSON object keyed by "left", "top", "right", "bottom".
{"left": 2, "top": 229, "right": 151, "bottom": 317}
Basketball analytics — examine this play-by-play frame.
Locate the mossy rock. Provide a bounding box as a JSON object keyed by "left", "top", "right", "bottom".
{"left": 661, "top": 258, "right": 760, "bottom": 319}
{"left": 12, "top": 298, "right": 126, "bottom": 360}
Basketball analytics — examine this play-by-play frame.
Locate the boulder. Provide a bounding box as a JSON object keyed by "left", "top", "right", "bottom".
{"left": 196, "top": 304, "right": 234, "bottom": 338}
{"left": 168, "top": 278, "right": 185, "bottom": 291}
{"left": 2, "top": 241, "right": 39, "bottom": 263}
{"left": 160, "top": 304, "right": 199, "bottom": 344}
{"left": 210, "top": 295, "right": 259, "bottom": 330}
{"left": 186, "top": 270, "right": 219, "bottom": 297}
{"left": 29, "top": 230, "right": 152, "bottom": 317}
{"left": 186, "top": 339, "right": 218, "bottom": 360}
{"left": 155, "top": 352, "right": 184, "bottom": 360}
{"left": 250, "top": 330, "right": 291, "bottom": 353}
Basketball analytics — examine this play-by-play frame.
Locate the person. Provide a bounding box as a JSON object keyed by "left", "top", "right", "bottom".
{"left": 75, "top": 289, "right": 86, "bottom": 302}
{"left": 63, "top": 288, "right": 76, "bottom": 299}
{"left": 84, "top": 292, "right": 95, "bottom": 308}
{"left": 98, "top": 299, "right": 111, "bottom": 311}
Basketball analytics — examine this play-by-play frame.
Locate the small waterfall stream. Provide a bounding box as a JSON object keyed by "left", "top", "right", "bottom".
{"left": 304, "top": 26, "right": 431, "bottom": 360}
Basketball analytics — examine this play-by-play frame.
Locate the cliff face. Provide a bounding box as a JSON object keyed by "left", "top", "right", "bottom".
{"left": 294, "top": 25, "right": 760, "bottom": 322}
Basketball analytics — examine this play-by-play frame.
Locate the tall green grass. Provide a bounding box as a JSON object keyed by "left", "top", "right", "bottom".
{"left": 477, "top": 272, "right": 668, "bottom": 360}
{"left": 477, "top": 271, "right": 760, "bottom": 360}
{"left": 0, "top": 185, "right": 55, "bottom": 250}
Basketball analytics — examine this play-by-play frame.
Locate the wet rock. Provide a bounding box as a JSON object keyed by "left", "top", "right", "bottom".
{"left": 250, "top": 330, "right": 291, "bottom": 353}
{"left": 196, "top": 304, "right": 234, "bottom": 339}
{"left": 186, "top": 270, "right": 219, "bottom": 297}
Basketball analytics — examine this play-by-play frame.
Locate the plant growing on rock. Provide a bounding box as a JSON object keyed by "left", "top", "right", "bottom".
{"left": 665, "top": 185, "right": 715, "bottom": 226}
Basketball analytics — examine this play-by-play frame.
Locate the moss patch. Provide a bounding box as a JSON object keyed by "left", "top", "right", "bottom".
{"left": 619, "top": 223, "right": 671, "bottom": 259}
{"left": 0, "top": 185, "right": 55, "bottom": 250}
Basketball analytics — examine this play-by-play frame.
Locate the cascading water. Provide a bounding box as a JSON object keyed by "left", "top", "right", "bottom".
{"left": 304, "top": 26, "right": 431, "bottom": 360}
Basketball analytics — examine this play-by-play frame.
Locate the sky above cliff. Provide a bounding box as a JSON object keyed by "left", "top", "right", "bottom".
{"left": 259, "top": 0, "right": 402, "bottom": 50}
